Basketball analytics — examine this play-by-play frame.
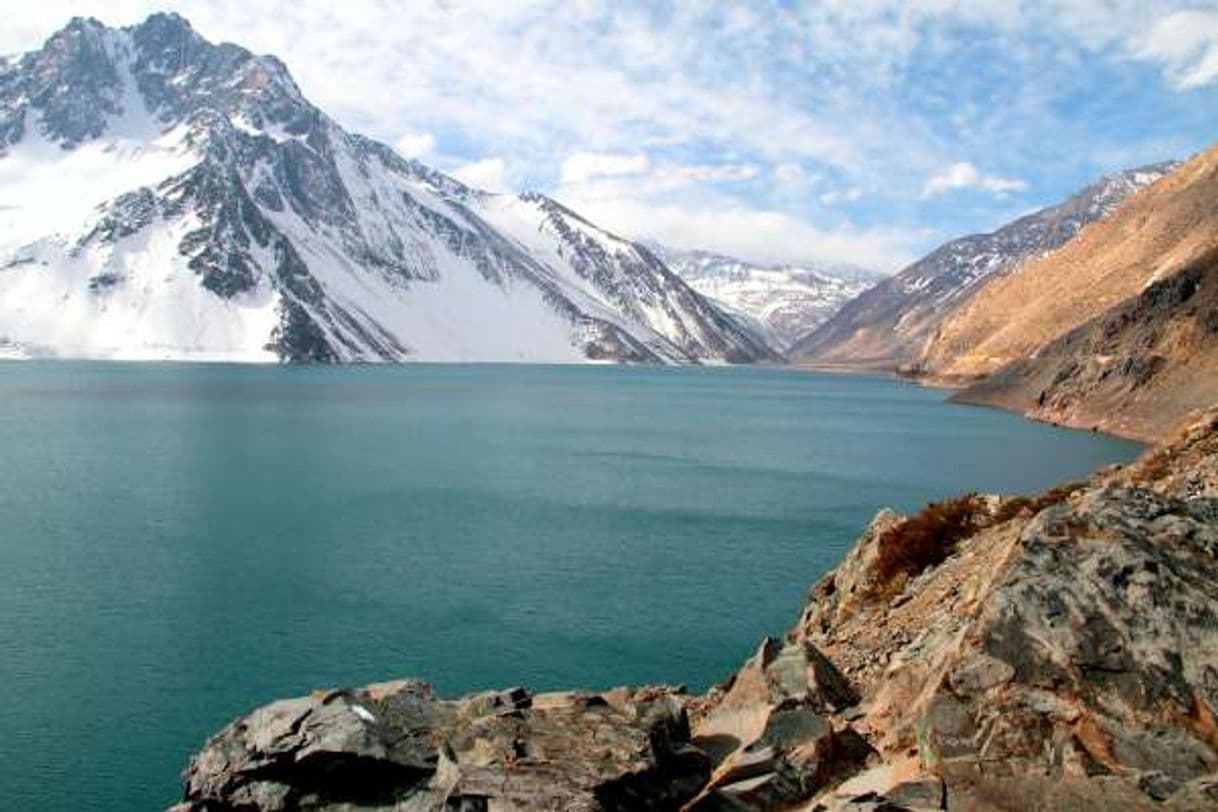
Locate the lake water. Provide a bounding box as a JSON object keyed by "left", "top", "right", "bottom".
{"left": 0, "top": 362, "right": 1141, "bottom": 810}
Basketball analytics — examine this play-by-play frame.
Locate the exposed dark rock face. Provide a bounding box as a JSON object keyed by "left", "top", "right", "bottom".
{"left": 178, "top": 409, "right": 1218, "bottom": 811}
{"left": 175, "top": 682, "right": 710, "bottom": 811}
{"left": 954, "top": 246, "right": 1218, "bottom": 442}
{"left": 7, "top": 17, "right": 122, "bottom": 148}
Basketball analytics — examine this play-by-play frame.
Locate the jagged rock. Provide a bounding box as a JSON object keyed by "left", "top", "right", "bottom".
{"left": 883, "top": 777, "right": 945, "bottom": 810}
{"left": 801, "top": 510, "right": 904, "bottom": 633}
{"left": 682, "top": 639, "right": 872, "bottom": 810}
{"left": 918, "top": 486, "right": 1218, "bottom": 801}
{"left": 684, "top": 709, "right": 874, "bottom": 811}
{"left": 783, "top": 413, "right": 1218, "bottom": 809}
{"left": 179, "top": 681, "right": 709, "bottom": 811}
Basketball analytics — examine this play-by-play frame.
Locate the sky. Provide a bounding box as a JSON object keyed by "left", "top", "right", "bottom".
{"left": 5, "top": 1, "right": 1218, "bottom": 272}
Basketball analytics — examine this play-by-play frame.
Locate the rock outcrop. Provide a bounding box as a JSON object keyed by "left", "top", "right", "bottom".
{"left": 178, "top": 409, "right": 1218, "bottom": 811}
{"left": 175, "top": 682, "right": 710, "bottom": 811}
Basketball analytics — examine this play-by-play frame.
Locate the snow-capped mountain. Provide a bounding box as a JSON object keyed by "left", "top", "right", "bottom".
{"left": 788, "top": 161, "right": 1179, "bottom": 369}
{"left": 0, "top": 14, "right": 776, "bottom": 364}
{"left": 651, "top": 246, "right": 882, "bottom": 351}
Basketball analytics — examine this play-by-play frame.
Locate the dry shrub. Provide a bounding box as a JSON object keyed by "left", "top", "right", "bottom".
{"left": 991, "top": 481, "right": 1083, "bottom": 524}
{"left": 867, "top": 482, "right": 1083, "bottom": 602}
{"left": 868, "top": 493, "right": 986, "bottom": 600}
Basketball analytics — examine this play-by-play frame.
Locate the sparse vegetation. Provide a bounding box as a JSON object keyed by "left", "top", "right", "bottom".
{"left": 991, "top": 481, "right": 1083, "bottom": 524}
{"left": 868, "top": 493, "right": 987, "bottom": 600}
{"left": 868, "top": 482, "right": 1084, "bottom": 601}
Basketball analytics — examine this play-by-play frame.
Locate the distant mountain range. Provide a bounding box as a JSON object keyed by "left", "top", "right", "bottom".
{"left": 0, "top": 14, "right": 775, "bottom": 364}
{"left": 782, "top": 147, "right": 1218, "bottom": 440}
{"left": 648, "top": 245, "right": 882, "bottom": 351}
{"left": 3, "top": 10, "right": 1214, "bottom": 437}
{"left": 789, "top": 162, "right": 1179, "bottom": 369}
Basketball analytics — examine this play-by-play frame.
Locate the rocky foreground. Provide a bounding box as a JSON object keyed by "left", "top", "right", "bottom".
{"left": 176, "top": 410, "right": 1218, "bottom": 811}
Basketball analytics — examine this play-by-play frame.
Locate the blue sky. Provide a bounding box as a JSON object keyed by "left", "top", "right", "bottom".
{"left": 6, "top": 1, "right": 1218, "bottom": 271}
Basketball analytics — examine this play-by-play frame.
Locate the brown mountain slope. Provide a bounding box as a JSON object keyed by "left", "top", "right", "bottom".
{"left": 916, "top": 142, "right": 1218, "bottom": 386}
{"left": 789, "top": 162, "right": 1175, "bottom": 370}
{"left": 954, "top": 247, "right": 1218, "bottom": 441}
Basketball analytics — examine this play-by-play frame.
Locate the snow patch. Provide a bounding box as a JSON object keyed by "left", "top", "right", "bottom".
{"left": 0, "top": 122, "right": 196, "bottom": 257}
{"left": 0, "top": 216, "right": 279, "bottom": 362}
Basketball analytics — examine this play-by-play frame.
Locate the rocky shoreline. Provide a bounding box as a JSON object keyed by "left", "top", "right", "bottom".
{"left": 175, "top": 410, "right": 1218, "bottom": 811}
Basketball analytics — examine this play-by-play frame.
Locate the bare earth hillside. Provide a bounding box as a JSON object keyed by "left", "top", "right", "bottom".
{"left": 918, "top": 144, "right": 1218, "bottom": 387}
{"left": 955, "top": 246, "right": 1218, "bottom": 441}
{"left": 789, "top": 163, "right": 1174, "bottom": 370}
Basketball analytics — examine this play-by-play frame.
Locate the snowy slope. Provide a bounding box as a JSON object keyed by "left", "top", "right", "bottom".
{"left": 653, "top": 246, "right": 882, "bottom": 351}
{"left": 0, "top": 14, "right": 775, "bottom": 364}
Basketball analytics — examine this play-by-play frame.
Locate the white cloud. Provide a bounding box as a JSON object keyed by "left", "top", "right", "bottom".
{"left": 670, "top": 163, "right": 759, "bottom": 183}
{"left": 774, "top": 163, "right": 808, "bottom": 185}
{"left": 451, "top": 158, "right": 510, "bottom": 193}
{"left": 394, "top": 131, "right": 435, "bottom": 159}
{"left": 819, "top": 187, "right": 864, "bottom": 205}
{"left": 921, "top": 162, "right": 1027, "bottom": 198}
{"left": 560, "top": 161, "right": 760, "bottom": 203}
{"left": 556, "top": 189, "right": 920, "bottom": 271}
{"left": 559, "top": 152, "right": 650, "bottom": 185}
{"left": 1135, "top": 10, "right": 1218, "bottom": 90}
{"left": 1, "top": 1, "right": 1212, "bottom": 269}
{"left": 0, "top": 2, "right": 874, "bottom": 173}
{"left": 551, "top": 158, "right": 896, "bottom": 268}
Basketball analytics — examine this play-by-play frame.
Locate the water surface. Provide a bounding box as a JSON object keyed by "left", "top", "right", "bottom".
{"left": 0, "top": 362, "right": 1141, "bottom": 810}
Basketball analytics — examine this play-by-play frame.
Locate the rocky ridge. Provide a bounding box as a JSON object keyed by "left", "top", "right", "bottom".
{"left": 177, "top": 408, "right": 1218, "bottom": 811}
{"left": 788, "top": 162, "right": 1176, "bottom": 371}
{"left": 952, "top": 245, "right": 1218, "bottom": 441}
{"left": 651, "top": 245, "right": 882, "bottom": 352}
{"left": 917, "top": 142, "right": 1218, "bottom": 441}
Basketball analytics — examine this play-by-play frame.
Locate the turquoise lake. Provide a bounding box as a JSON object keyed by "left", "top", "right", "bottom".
{"left": 0, "top": 362, "right": 1142, "bottom": 810}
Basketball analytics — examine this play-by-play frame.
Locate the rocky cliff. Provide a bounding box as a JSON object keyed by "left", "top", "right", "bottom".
{"left": 176, "top": 409, "right": 1218, "bottom": 811}
{"left": 952, "top": 246, "right": 1218, "bottom": 442}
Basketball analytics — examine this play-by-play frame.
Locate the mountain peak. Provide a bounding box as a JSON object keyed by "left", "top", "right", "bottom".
{"left": 61, "top": 16, "right": 107, "bottom": 36}
{"left": 0, "top": 14, "right": 775, "bottom": 366}
{"left": 656, "top": 244, "right": 881, "bottom": 351}
{"left": 133, "top": 10, "right": 195, "bottom": 34}
{"left": 4, "top": 12, "right": 325, "bottom": 154}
